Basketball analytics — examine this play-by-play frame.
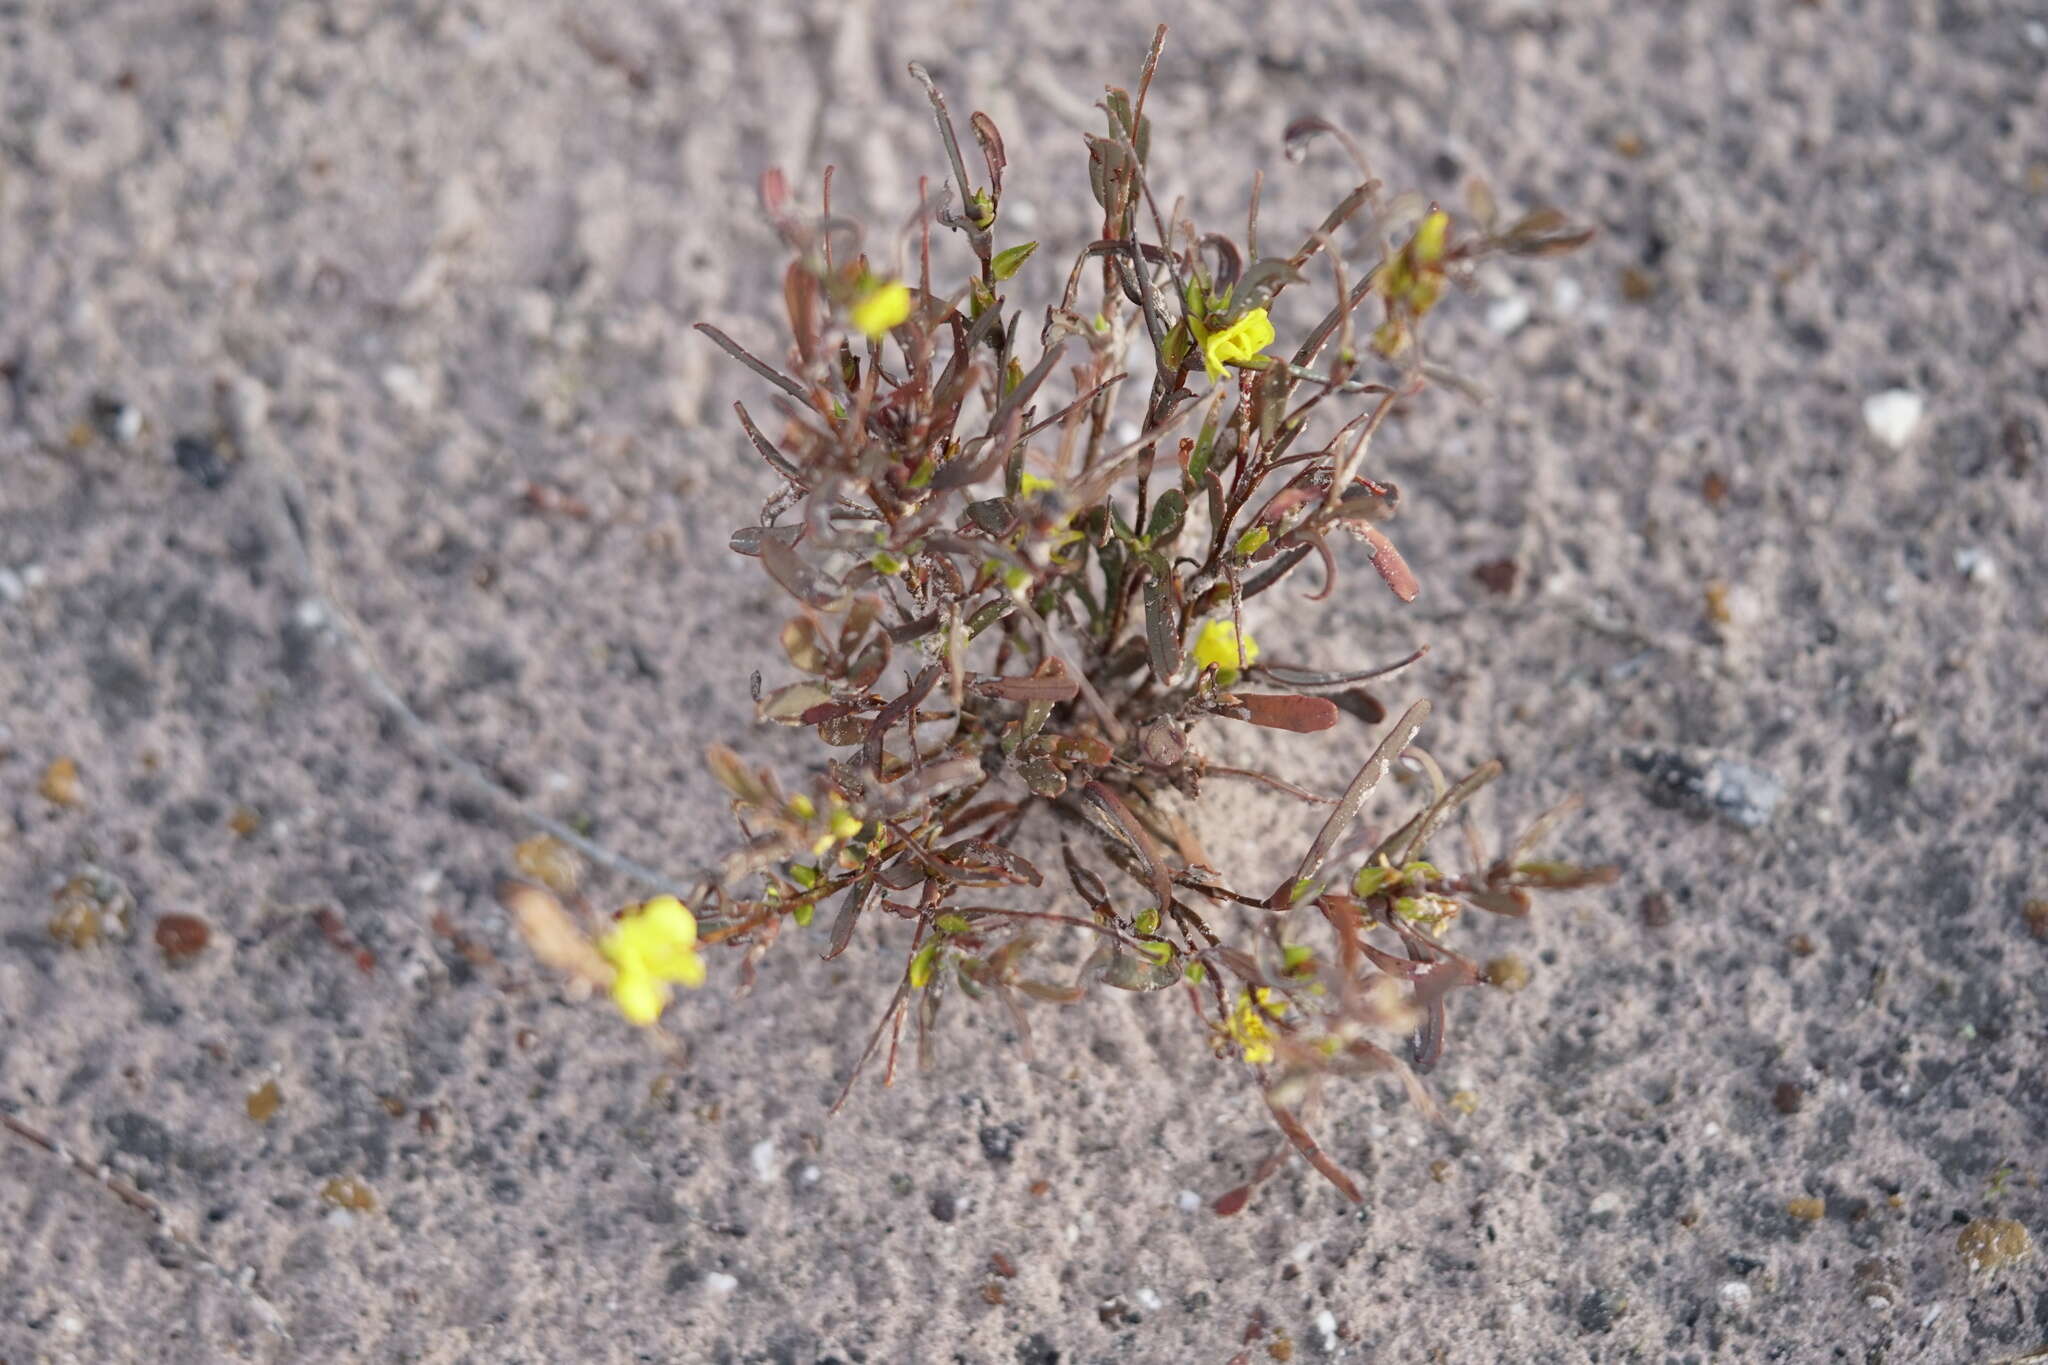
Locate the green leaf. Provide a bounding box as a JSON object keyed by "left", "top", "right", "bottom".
{"left": 909, "top": 941, "right": 940, "bottom": 989}
{"left": 1146, "top": 488, "right": 1187, "bottom": 546}
{"left": 936, "top": 914, "right": 972, "bottom": 935}
{"left": 1352, "top": 865, "right": 1398, "bottom": 898}
{"left": 792, "top": 901, "right": 814, "bottom": 928}
{"left": 1143, "top": 580, "right": 1180, "bottom": 684}
{"left": 991, "top": 241, "right": 1039, "bottom": 280}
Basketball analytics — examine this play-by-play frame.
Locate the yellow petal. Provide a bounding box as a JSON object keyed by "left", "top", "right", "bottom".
{"left": 641, "top": 896, "right": 697, "bottom": 949}
{"left": 1191, "top": 620, "right": 1259, "bottom": 673}
{"left": 610, "top": 968, "right": 669, "bottom": 1026}
{"left": 1198, "top": 307, "right": 1274, "bottom": 382}
{"left": 851, "top": 280, "right": 912, "bottom": 339}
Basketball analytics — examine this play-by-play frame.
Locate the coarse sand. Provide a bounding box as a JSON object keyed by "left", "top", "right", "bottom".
{"left": 3, "top": 2, "right": 2045, "bottom": 1362}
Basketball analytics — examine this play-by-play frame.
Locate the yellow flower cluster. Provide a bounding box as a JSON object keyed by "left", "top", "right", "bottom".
{"left": 1225, "top": 988, "right": 1287, "bottom": 1065}
{"left": 598, "top": 895, "right": 706, "bottom": 1026}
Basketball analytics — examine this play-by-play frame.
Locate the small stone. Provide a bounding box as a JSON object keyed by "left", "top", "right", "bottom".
{"left": 90, "top": 393, "right": 143, "bottom": 445}
{"left": 1641, "top": 892, "right": 1674, "bottom": 927}
{"left": 703, "top": 1271, "right": 738, "bottom": 1295}
{"left": 1772, "top": 1082, "right": 1805, "bottom": 1115}
{"left": 39, "top": 756, "right": 85, "bottom": 807}
{"left": 228, "top": 805, "right": 262, "bottom": 837}
{"left": 1619, "top": 266, "right": 1658, "bottom": 302}
{"left": 381, "top": 364, "right": 437, "bottom": 414}
{"left": 1862, "top": 389, "right": 1925, "bottom": 451}
{"left": 978, "top": 1121, "right": 1024, "bottom": 1164}
{"left": 172, "top": 433, "right": 234, "bottom": 489}
{"left": 1483, "top": 954, "right": 1531, "bottom": 992}
{"left": 2025, "top": 900, "right": 2048, "bottom": 941}
{"left": 1626, "top": 747, "right": 1784, "bottom": 830}
{"left": 1176, "top": 1189, "right": 1201, "bottom": 1213}
{"left": 513, "top": 834, "right": 584, "bottom": 895}
{"left": 246, "top": 1080, "right": 282, "bottom": 1123}
{"left": 1485, "top": 293, "right": 1532, "bottom": 336}
{"left": 1851, "top": 1257, "right": 1903, "bottom": 1314}
{"left": 928, "top": 1189, "right": 958, "bottom": 1223}
{"left": 1577, "top": 1288, "right": 1627, "bottom": 1333}
{"left": 0, "top": 568, "right": 23, "bottom": 603}
{"left": 1953, "top": 547, "right": 1997, "bottom": 586}
{"left": 320, "top": 1176, "right": 375, "bottom": 1212}
{"left": 1956, "top": 1217, "right": 2032, "bottom": 1272}
{"left": 749, "top": 1139, "right": 778, "bottom": 1184}
{"left": 154, "top": 913, "right": 211, "bottom": 964}
{"left": 1718, "top": 1281, "right": 1752, "bottom": 1308}
{"left": 1472, "top": 557, "right": 1519, "bottom": 595}
{"left": 48, "top": 896, "right": 103, "bottom": 949}
{"left": 1589, "top": 1191, "right": 1624, "bottom": 1216}
{"left": 1786, "top": 1197, "right": 1825, "bottom": 1221}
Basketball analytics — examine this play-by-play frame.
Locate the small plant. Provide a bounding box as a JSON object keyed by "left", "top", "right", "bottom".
{"left": 518, "top": 29, "right": 1612, "bottom": 1207}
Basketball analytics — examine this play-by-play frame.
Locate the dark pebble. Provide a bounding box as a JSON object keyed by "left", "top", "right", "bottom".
{"left": 172, "top": 433, "right": 234, "bottom": 489}
{"left": 1577, "top": 1288, "right": 1627, "bottom": 1333}
{"left": 979, "top": 1121, "right": 1024, "bottom": 1164}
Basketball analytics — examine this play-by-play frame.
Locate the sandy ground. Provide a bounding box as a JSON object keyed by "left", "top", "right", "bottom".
{"left": 3, "top": 1, "right": 2045, "bottom": 1362}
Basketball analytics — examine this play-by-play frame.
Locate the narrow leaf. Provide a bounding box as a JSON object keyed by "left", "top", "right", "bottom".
{"left": 1143, "top": 580, "right": 1180, "bottom": 684}
{"left": 1228, "top": 693, "right": 1340, "bottom": 733}
{"left": 1276, "top": 700, "right": 1430, "bottom": 905}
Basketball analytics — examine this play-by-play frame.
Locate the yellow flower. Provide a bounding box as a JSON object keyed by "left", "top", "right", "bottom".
{"left": 1018, "top": 472, "right": 1057, "bottom": 497}
{"left": 1227, "top": 988, "right": 1287, "bottom": 1065}
{"left": 1191, "top": 619, "right": 1259, "bottom": 679}
{"left": 1192, "top": 306, "right": 1275, "bottom": 382}
{"left": 850, "top": 279, "right": 913, "bottom": 339}
{"left": 598, "top": 895, "right": 706, "bottom": 1026}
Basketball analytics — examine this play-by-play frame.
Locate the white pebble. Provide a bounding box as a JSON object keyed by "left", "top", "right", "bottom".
{"left": 1550, "top": 276, "right": 1585, "bottom": 317}
{"left": 293, "top": 597, "right": 328, "bottom": 630}
{"left": 1719, "top": 1281, "right": 1752, "bottom": 1308}
{"left": 1953, "top": 547, "right": 1996, "bottom": 585}
{"left": 799, "top": 1164, "right": 820, "bottom": 1185}
{"left": 1134, "top": 1287, "right": 1163, "bottom": 1312}
{"left": 1485, "top": 294, "right": 1532, "bottom": 336}
{"left": 381, "top": 363, "right": 437, "bottom": 415}
{"left": 1862, "top": 389, "right": 1925, "bottom": 450}
{"left": 1315, "top": 1309, "right": 1338, "bottom": 1352}
{"left": 107, "top": 403, "right": 143, "bottom": 445}
{"left": 57, "top": 1313, "right": 84, "bottom": 1335}
{"left": 2026, "top": 20, "right": 2047, "bottom": 49}
{"left": 749, "top": 1138, "right": 778, "bottom": 1184}
{"left": 1919, "top": 1303, "right": 1943, "bottom": 1328}
{"left": 704, "top": 1271, "right": 738, "bottom": 1295}
{"left": 1589, "top": 1191, "right": 1624, "bottom": 1216}
{"left": 1175, "top": 1189, "right": 1201, "bottom": 1213}
{"left": 0, "top": 568, "right": 23, "bottom": 604}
